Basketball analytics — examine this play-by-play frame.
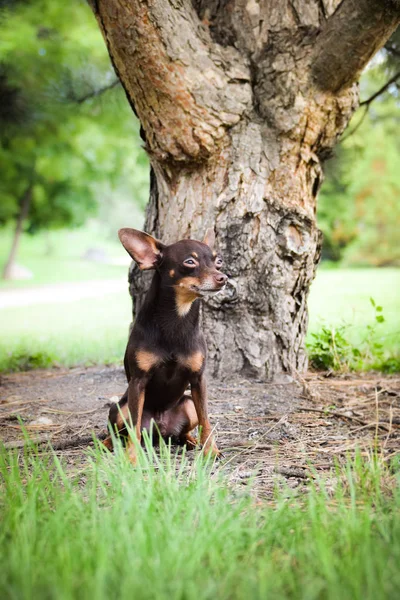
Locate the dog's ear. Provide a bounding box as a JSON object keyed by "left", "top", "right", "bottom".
{"left": 118, "top": 229, "right": 164, "bottom": 270}
{"left": 202, "top": 227, "right": 215, "bottom": 250}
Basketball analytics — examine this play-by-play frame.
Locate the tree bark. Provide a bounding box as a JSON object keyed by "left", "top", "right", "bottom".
{"left": 312, "top": 0, "right": 400, "bottom": 92}
{"left": 2, "top": 182, "right": 33, "bottom": 280}
{"left": 90, "top": 0, "right": 400, "bottom": 379}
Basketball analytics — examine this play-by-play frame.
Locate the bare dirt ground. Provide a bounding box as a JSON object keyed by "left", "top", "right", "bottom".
{"left": 1, "top": 366, "right": 399, "bottom": 497}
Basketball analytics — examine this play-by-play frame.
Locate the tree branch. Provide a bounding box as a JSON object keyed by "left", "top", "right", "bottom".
{"left": 339, "top": 69, "right": 400, "bottom": 142}
{"left": 339, "top": 105, "right": 369, "bottom": 143}
{"left": 359, "top": 70, "right": 400, "bottom": 106}
{"left": 312, "top": 0, "right": 400, "bottom": 93}
{"left": 90, "top": 0, "right": 251, "bottom": 163}
{"left": 385, "top": 42, "right": 400, "bottom": 58}
{"left": 73, "top": 79, "right": 120, "bottom": 104}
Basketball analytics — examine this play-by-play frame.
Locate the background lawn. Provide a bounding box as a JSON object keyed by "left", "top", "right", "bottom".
{"left": 0, "top": 227, "right": 132, "bottom": 370}
{"left": 0, "top": 228, "right": 399, "bottom": 371}
{"left": 0, "top": 258, "right": 398, "bottom": 372}
{"left": 0, "top": 294, "right": 131, "bottom": 371}
{"left": 0, "top": 226, "right": 129, "bottom": 288}
{"left": 308, "top": 267, "right": 400, "bottom": 352}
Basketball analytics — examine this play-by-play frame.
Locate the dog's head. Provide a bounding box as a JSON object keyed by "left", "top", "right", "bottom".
{"left": 118, "top": 228, "right": 227, "bottom": 315}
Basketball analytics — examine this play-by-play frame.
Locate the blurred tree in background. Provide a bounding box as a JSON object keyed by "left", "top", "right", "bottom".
{"left": 0, "top": 0, "right": 148, "bottom": 278}
{"left": 318, "top": 29, "right": 400, "bottom": 266}
{"left": 0, "top": 0, "right": 398, "bottom": 276}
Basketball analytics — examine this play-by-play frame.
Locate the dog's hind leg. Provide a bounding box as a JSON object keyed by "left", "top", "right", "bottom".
{"left": 191, "top": 374, "right": 220, "bottom": 457}
{"left": 102, "top": 389, "right": 129, "bottom": 451}
{"left": 165, "top": 395, "right": 199, "bottom": 449}
{"left": 179, "top": 397, "right": 199, "bottom": 449}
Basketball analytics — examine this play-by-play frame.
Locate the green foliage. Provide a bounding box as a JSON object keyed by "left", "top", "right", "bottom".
{"left": 307, "top": 298, "right": 399, "bottom": 372}
{"left": 0, "top": 441, "right": 399, "bottom": 600}
{"left": 0, "top": 0, "right": 148, "bottom": 237}
{"left": 308, "top": 325, "right": 352, "bottom": 371}
{"left": 307, "top": 268, "right": 400, "bottom": 354}
{"left": 376, "top": 356, "right": 400, "bottom": 374}
{"left": 3, "top": 349, "right": 56, "bottom": 371}
{"left": 318, "top": 58, "right": 400, "bottom": 266}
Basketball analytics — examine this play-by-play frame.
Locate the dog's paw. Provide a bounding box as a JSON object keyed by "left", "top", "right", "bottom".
{"left": 126, "top": 441, "right": 138, "bottom": 466}
{"left": 203, "top": 442, "right": 223, "bottom": 460}
{"left": 183, "top": 433, "right": 198, "bottom": 450}
{"left": 102, "top": 437, "right": 114, "bottom": 452}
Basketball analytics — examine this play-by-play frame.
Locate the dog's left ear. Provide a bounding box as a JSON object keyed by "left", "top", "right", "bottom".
{"left": 118, "top": 228, "right": 164, "bottom": 270}
{"left": 202, "top": 227, "right": 215, "bottom": 250}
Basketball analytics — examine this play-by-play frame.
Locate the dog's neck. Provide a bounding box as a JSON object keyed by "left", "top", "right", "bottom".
{"left": 137, "top": 271, "right": 201, "bottom": 345}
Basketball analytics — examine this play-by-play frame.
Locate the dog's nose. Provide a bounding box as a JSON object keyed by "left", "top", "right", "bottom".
{"left": 215, "top": 273, "right": 228, "bottom": 286}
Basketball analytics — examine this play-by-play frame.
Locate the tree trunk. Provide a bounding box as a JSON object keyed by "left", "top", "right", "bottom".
{"left": 2, "top": 183, "right": 33, "bottom": 280}
{"left": 90, "top": 0, "right": 400, "bottom": 379}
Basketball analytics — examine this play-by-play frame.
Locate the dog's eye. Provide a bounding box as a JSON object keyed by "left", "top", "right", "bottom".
{"left": 183, "top": 258, "right": 196, "bottom": 267}
{"left": 215, "top": 257, "right": 223, "bottom": 269}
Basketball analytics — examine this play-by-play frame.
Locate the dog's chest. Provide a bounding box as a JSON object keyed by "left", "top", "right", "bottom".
{"left": 157, "top": 355, "right": 187, "bottom": 381}
{"left": 145, "top": 357, "right": 190, "bottom": 410}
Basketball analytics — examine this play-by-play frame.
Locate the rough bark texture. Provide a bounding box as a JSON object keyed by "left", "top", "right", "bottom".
{"left": 313, "top": 0, "right": 400, "bottom": 92}
{"left": 91, "top": 0, "right": 400, "bottom": 379}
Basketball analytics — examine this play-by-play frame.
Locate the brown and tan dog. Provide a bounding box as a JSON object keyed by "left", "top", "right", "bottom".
{"left": 103, "top": 228, "right": 227, "bottom": 464}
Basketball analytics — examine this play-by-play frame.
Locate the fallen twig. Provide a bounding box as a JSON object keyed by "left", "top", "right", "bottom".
{"left": 42, "top": 407, "right": 99, "bottom": 416}
{"left": 297, "top": 406, "right": 365, "bottom": 425}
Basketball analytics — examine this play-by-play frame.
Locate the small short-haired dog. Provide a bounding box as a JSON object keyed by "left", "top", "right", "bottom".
{"left": 103, "top": 227, "right": 227, "bottom": 464}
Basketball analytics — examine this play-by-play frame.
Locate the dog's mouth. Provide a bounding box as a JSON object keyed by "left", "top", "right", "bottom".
{"left": 191, "top": 284, "right": 226, "bottom": 297}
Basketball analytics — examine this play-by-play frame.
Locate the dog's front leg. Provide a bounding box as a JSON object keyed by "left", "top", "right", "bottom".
{"left": 126, "top": 377, "right": 147, "bottom": 465}
{"left": 191, "top": 374, "right": 220, "bottom": 457}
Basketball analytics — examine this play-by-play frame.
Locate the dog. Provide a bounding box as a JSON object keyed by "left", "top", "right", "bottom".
{"left": 103, "top": 227, "right": 227, "bottom": 464}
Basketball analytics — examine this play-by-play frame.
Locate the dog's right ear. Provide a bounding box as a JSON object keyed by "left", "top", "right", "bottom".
{"left": 118, "top": 229, "right": 164, "bottom": 270}
{"left": 202, "top": 227, "right": 215, "bottom": 250}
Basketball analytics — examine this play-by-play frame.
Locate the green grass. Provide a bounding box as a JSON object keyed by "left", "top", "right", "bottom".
{"left": 0, "top": 226, "right": 133, "bottom": 371}
{"left": 0, "top": 293, "right": 131, "bottom": 371}
{"left": 308, "top": 268, "right": 400, "bottom": 352}
{"left": 1, "top": 439, "right": 399, "bottom": 600}
{"left": 0, "top": 226, "right": 128, "bottom": 287}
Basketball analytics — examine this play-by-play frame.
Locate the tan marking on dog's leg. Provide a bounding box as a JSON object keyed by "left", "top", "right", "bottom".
{"left": 126, "top": 388, "right": 145, "bottom": 466}
{"left": 135, "top": 350, "right": 159, "bottom": 372}
{"left": 126, "top": 439, "right": 137, "bottom": 465}
{"left": 116, "top": 402, "right": 130, "bottom": 429}
{"left": 183, "top": 433, "right": 198, "bottom": 449}
{"left": 178, "top": 398, "right": 198, "bottom": 448}
{"left": 183, "top": 398, "right": 199, "bottom": 429}
{"left": 102, "top": 436, "right": 114, "bottom": 451}
{"left": 191, "top": 376, "right": 220, "bottom": 457}
{"left": 180, "top": 351, "right": 204, "bottom": 372}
